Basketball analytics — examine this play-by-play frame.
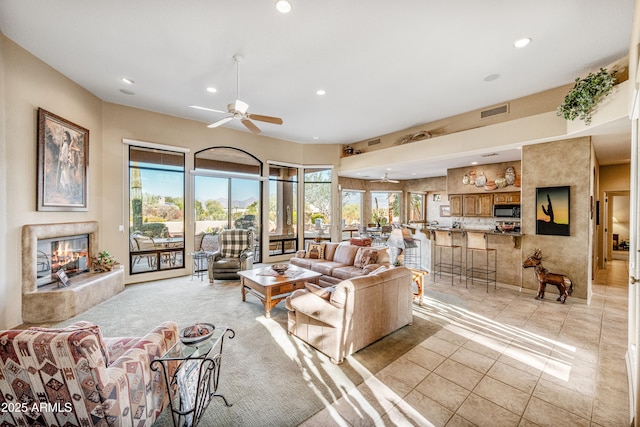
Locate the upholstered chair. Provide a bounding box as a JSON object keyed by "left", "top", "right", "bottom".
{"left": 0, "top": 321, "right": 178, "bottom": 426}
{"left": 207, "top": 229, "right": 254, "bottom": 281}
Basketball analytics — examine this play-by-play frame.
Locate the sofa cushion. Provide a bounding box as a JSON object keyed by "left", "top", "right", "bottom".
{"left": 305, "top": 243, "right": 326, "bottom": 259}
{"left": 30, "top": 321, "right": 111, "bottom": 366}
{"left": 354, "top": 247, "right": 379, "bottom": 268}
{"left": 323, "top": 243, "right": 340, "bottom": 261}
{"left": 332, "top": 266, "right": 367, "bottom": 280}
{"left": 312, "top": 261, "right": 346, "bottom": 276}
{"left": 333, "top": 244, "right": 359, "bottom": 265}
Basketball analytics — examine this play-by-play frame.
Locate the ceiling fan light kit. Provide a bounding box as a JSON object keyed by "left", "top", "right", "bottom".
{"left": 193, "top": 55, "right": 283, "bottom": 134}
{"left": 371, "top": 173, "right": 400, "bottom": 184}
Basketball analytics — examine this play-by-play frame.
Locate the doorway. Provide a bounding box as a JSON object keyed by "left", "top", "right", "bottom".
{"left": 606, "top": 191, "right": 630, "bottom": 264}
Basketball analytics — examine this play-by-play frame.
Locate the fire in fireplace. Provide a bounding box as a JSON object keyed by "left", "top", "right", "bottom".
{"left": 36, "top": 234, "right": 89, "bottom": 287}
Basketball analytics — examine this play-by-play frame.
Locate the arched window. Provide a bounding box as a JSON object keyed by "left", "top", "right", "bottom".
{"left": 194, "top": 147, "right": 263, "bottom": 262}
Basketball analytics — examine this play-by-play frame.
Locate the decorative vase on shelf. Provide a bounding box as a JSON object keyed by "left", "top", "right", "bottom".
{"left": 505, "top": 167, "right": 516, "bottom": 185}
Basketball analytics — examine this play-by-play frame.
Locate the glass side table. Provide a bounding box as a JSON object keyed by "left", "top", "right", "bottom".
{"left": 151, "top": 326, "right": 235, "bottom": 427}
{"left": 190, "top": 251, "right": 210, "bottom": 281}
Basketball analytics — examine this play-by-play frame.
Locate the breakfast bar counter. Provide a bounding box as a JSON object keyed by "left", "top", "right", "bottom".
{"left": 420, "top": 227, "right": 523, "bottom": 288}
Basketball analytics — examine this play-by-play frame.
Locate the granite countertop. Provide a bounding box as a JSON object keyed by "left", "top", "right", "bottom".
{"left": 423, "top": 227, "right": 522, "bottom": 237}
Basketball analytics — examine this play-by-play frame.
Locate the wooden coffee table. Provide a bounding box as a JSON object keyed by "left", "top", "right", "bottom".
{"left": 239, "top": 266, "right": 322, "bottom": 318}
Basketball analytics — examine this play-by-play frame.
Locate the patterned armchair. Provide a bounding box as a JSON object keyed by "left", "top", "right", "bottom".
{"left": 0, "top": 320, "right": 178, "bottom": 427}
{"left": 208, "top": 229, "right": 254, "bottom": 281}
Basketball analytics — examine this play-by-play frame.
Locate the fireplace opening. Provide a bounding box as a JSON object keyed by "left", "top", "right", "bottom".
{"left": 36, "top": 234, "right": 89, "bottom": 287}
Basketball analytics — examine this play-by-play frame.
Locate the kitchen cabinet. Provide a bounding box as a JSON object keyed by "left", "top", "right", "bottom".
{"left": 493, "top": 192, "right": 520, "bottom": 205}
{"left": 449, "top": 194, "right": 463, "bottom": 216}
{"left": 463, "top": 194, "right": 493, "bottom": 217}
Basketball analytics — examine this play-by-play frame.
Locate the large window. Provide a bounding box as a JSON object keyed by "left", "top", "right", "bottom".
{"left": 269, "top": 164, "right": 298, "bottom": 255}
{"left": 194, "top": 147, "right": 262, "bottom": 261}
{"left": 129, "top": 146, "right": 185, "bottom": 274}
{"left": 409, "top": 192, "right": 426, "bottom": 222}
{"left": 371, "top": 191, "right": 401, "bottom": 225}
{"left": 342, "top": 190, "right": 363, "bottom": 240}
{"left": 304, "top": 168, "right": 332, "bottom": 244}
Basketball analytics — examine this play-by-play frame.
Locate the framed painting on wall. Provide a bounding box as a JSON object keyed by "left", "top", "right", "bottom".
{"left": 536, "top": 186, "right": 570, "bottom": 236}
{"left": 37, "top": 108, "right": 89, "bottom": 211}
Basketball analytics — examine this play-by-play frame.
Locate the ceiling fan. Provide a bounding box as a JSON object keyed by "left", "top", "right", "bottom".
{"left": 190, "top": 55, "right": 283, "bottom": 134}
{"left": 371, "top": 173, "right": 400, "bottom": 183}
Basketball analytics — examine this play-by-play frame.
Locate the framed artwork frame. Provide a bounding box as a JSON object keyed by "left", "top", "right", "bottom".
{"left": 536, "top": 186, "right": 570, "bottom": 236}
{"left": 440, "top": 205, "right": 451, "bottom": 217}
{"left": 37, "top": 108, "right": 89, "bottom": 211}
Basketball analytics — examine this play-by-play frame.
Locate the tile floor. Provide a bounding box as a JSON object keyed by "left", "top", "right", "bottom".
{"left": 302, "top": 259, "right": 630, "bottom": 426}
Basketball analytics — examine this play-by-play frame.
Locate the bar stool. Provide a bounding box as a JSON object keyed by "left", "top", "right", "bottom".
{"left": 434, "top": 230, "right": 462, "bottom": 285}
{"left": 465, "top": 232, "right": 497, "bottom": 292}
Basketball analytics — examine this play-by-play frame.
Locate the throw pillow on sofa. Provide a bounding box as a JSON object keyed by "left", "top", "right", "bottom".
{"left": 305, "top": 243, "right": 325, "bottom": 259}
{"left": 355, "top": 248, "right": 378, "bottom": 268}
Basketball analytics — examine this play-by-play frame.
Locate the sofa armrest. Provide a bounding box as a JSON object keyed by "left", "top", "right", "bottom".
{"left": 207, "top": 250, "right": 222, "bottom": 262}
{"left": 289, "top": 292, "right": 344, "bottom": 328}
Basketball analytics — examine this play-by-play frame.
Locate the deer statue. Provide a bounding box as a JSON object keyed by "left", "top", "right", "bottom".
{"left": 522, "top": 249, "right": 573, "bottom": 303}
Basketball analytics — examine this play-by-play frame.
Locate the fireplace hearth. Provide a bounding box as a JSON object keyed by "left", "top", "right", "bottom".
{"left": 22, "top": 221, "right": 125, "bottom": 323}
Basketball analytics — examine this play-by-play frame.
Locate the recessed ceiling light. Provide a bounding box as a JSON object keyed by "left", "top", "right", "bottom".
{"left": 275, "top": 0, "right": 292, "bottom": 13}
{"left": 206, "top": 87, "right": 217, "bottom": 93}
{"left": 313, "top": 136, "right": 319, "bottom": 140}
{"left": 316, "top": 89, "right": 326, "bottom": 95}
{"left": 471, "top": 161, "right": 478, "bottom": 165}
{"left": 514, "top": 37, "right": 532, "bottom": 48}
{"left": 120, "top": 89, "right": 135, "bottom": 95}
{"left": 121, "top": 77, "right": 134, "bottom": 85}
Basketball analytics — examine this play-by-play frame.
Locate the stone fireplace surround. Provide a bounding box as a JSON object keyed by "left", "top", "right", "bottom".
{"left": 22, "top": 221, "right": 124, "bottom": 324}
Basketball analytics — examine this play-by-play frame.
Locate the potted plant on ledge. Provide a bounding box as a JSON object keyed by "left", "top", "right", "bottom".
{"left": 92, "top": 250, "right": 119, "bottom": 272}
{"left": 557, "top": 67, "right": 618, "bottom": 126}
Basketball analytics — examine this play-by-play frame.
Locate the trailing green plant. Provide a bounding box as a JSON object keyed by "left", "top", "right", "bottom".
{"left": 557, "top": 67, "right": 617, "bottom": 125}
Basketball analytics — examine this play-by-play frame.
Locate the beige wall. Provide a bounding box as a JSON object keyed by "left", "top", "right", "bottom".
{"left": 1, "top": 35, "right": 104, "bottom": 328}
{"left": 0, "top": 34, "right": 8, "bottom": 329}
{"left": 521, "top": 137, "right": 593, "bottom": 300}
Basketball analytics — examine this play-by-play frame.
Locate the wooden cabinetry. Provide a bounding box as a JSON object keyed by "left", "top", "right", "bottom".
{"left": 462, "top": 194, "right": 493, "bottom": 217}
{"left": 449, "top": 194, "right": 463, "bottom": 216}
{"left": 493, "top": 192, "right": 520, "bottom": 205}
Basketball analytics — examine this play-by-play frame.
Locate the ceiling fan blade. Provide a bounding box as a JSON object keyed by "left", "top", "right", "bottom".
{"left": 241, "top": 118, "right": 261, "bottom": 134}
{"left": 388, "top": 179, "right": 400, "bottom": 184}
{"left": 207, "top": 116, "right": 233, "bottom": 128}
{"left": 234, "top": 99, "right": 249, "bottom": 114}
{"left": 190, "top": 105, "right": 227, "bottom": 114}
{"left": 247, "top": 113, "right": 283, "bottom": 125}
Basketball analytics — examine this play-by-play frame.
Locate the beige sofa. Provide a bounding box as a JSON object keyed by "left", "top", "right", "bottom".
{"left": 290, "top": 242, "right": 390, "bottom": 287}
{"left": 286, "top": 266, "right": 413, "bottom": 364}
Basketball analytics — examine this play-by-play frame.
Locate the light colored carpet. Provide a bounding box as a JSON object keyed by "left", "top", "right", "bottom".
{"left": 52, "top": 275, "right": 440, "bottom": 426}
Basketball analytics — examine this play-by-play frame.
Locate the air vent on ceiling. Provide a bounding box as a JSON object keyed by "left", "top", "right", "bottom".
{"left": 368, "top": 138, "right": 381, "bottom": 146}
{"left": 481, "top": 153, "right": 498, "bottom": 158}
{"left": 480, "top": 104, "right": 509, "bottom": 119}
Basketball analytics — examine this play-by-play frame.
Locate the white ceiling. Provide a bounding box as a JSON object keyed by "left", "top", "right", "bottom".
{"left": 0, "top": 0, "right": 634, "bottom": 180}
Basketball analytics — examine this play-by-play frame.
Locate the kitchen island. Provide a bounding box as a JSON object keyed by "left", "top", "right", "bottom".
{"left": 420, "top": 227, "right": 523, "bottom": 288}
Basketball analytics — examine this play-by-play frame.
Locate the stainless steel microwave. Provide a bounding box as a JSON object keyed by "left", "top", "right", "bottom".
{"left": 493, "top": 205, "right": 521, "bottom": 218}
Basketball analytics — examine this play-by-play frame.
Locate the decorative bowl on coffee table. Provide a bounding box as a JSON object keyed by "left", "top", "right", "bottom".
{"left": 271, "top": 264, "right": 289, "bottom": 275}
